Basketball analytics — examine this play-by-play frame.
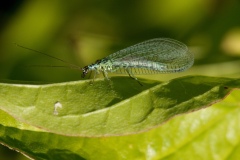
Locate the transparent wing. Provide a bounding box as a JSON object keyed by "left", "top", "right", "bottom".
{"left": 106, "top": 38, "right": 194, "bottom": 74}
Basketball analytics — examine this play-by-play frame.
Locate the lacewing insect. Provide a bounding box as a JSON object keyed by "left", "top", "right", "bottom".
{"left": 15, "top": 38, "right": 194, "bottom": 85}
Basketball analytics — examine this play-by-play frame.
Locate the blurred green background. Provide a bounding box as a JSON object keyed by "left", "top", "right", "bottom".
{"left": 1, "top": 0, "right": 240, "bottom": 159}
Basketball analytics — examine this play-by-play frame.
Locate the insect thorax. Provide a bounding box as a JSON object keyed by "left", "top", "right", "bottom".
{"left": 88, "top": 58, "right": 113, "bottom": 73}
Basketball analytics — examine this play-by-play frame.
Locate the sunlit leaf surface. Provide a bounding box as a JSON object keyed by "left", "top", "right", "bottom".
{"left": 0, "top": 76, "right": 240, "bottom": 159}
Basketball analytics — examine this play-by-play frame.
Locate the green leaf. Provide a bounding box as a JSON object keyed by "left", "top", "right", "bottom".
{"left": 1, "top": 76, "right": 240, "bottom": 159}
{"left": 0, "top": 76, "right": 239, "bottom": 137}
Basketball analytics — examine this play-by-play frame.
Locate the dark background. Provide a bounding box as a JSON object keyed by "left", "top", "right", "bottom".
{"left": 0, "top": 0, "right": 240, "bottom": 159}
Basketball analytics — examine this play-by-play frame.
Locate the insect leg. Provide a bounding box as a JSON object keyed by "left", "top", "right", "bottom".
{"left": 87, "top": 71, "right": 95, "bottom": 85}
{"left": 89, "top": 71, "right": 94, "bottom": 85}
{"left": 89, "top": 70, "right": 99, "bottom": 85}
{"left": 102, "top": 70, "right": 110, "bottom": 80}
{"left": 87, "top": 70, "right": 92, "bottom": 79}
{"left": 102, "top": 70, "right": 114, "bottom": 88}
{"left": 126, "top": 68, "right": 143, "bottom": 86}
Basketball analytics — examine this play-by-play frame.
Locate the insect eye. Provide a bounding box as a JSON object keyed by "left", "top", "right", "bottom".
{"left": 82, "top": 66, "right": 89, "bottom": 78}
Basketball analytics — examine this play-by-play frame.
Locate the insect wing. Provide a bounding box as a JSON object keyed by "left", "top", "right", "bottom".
{"left": 107, "top": 38, "right": 194, "bottom": 75}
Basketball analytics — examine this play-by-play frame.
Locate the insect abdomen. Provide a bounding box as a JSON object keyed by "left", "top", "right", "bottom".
{"left": 111, "top": 51, "right": 193, "bottom": 75}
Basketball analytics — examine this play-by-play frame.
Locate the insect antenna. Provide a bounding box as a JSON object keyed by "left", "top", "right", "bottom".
{"left": 14, "top": 43, "right": 82, "bottom": 70}
{"left": 21, "top": 64, "right": 81, "bottom": 70}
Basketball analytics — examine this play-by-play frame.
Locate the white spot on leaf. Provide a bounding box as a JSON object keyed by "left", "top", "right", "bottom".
{"left": 54, "top": 101, "right": 62, "bottom": 115}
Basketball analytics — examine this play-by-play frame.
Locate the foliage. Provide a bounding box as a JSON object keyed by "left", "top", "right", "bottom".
{"left": 0, "top": 76, "right": 240, "bottom": 159}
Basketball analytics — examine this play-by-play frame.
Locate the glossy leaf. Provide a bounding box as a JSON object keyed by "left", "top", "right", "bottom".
{"left": 0, "top": 76, "right": 240, "bottom": 159}
{"left": 0, "top": 76, "right": 239, "bottom": 137}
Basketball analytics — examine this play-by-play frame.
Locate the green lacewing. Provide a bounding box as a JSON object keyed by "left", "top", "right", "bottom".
{"left": 16, "top": 38, "right": 194, "bottom": 84}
